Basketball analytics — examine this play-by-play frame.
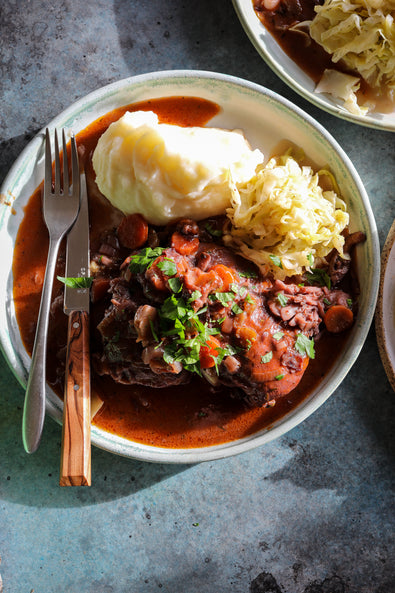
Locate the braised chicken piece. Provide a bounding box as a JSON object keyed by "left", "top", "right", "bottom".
{"left": 92, "top": 216, "right": 359, "bottom": 408}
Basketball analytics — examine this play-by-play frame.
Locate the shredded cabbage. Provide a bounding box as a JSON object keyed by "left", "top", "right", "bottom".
{"left": 310, "top": 0, "right": 395, "bottom": 110}
{"left": 223, "top": 155, "right": 349, "bottom": 280}
{"left": 315, "top": 69, "right": 369, "bottom": 115}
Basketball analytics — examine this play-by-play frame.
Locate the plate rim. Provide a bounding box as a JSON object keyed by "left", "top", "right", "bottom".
{"left": 0, "top": 69, "right": 381, "bottom": 462}
{"left": 375, "top": 219, "right": 395, "bottom": 391}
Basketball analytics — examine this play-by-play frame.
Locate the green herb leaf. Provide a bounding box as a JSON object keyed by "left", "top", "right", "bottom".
{"left": 238, "top": 286, "right": 248, "bottom": 299}
{"left": 275, "top": 374, "right": 285, "bottom": 380}
{"left": 168, "top": 277, "right": 182, "bottom": 293}
{"left": 238, "top": 269, "right": 258, "bottom": 279}
{"left": 189, "top": 290, "right": 202, "bottom": 302}
{"left": 295, "top": 333, "right": 315, "bottom": 359}
{"left": 305, "top": 267, "right": 331, "bottom": 289}
{"left": 157, "top": 257, "right": 177, "bottom": 277}
{"left": 323, "top": 297, "right": 331, "bottom": 306}
{"left": 231, "top": 303, "right": 243, "bottom": 315}
{"left": 277, "top": 293, "right": 289, "bottom": 307}
{"left": 149, "top": 319, "right": 159, "bottom": 342}
{"left": 261, "top": 351, "right": 273, "bottom": 364}
{"left": 57, "top": 276, "right": 93, "bottom": 289}
{"left": 211, "top": 292, "right": 235, "bottom": 306}
{"left": 307, "top": 252, "right": 314, "bottom": 267}
{"left": 129, "top": 247, "right": 165, "bottom": 273}
{"left": 347, "top": 298, "right": 353, "bottom": 308}
{"left": 205, "top": 223, "right": 223, "bottom": 237}
{"left": 160, "top": 294, "right": 188, "bottom": 320}
{"left": 230, "top": 283, "right": 239, "bottom": 294}
{"left": 273, "top": 331, "right": 284, "bottom": 341}
{"left": 269, "top": 254, "right": 283, "bottom": 269}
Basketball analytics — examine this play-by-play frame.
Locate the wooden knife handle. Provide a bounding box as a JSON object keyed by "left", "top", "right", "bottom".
{"left": 60, "top": 310, "right": 91, "bottom": 486}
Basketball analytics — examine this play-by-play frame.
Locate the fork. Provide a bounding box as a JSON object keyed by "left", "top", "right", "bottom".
{"left": 22, "top": 128, "right": 81, "bottom": 454}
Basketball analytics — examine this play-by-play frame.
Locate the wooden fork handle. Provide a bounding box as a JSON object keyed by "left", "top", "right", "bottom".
{"left": 60, "top": 310, "right": 91, "bottom": 486}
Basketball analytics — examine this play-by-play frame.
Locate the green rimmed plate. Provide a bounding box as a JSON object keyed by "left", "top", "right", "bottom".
{"left": 0, "top": 70, "right": 380, "bottom": 462}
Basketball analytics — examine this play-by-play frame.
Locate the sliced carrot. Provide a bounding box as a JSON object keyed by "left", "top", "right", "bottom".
{"left": 171, "top": 231, "right": 199, "bottom": 255}
{"left": 324, "top": 305, "right": 354, "bottom": 333}
{"left": 199, "top": 335, "right": 221, "bottom": 369}
{"left": 235, "top": 326, "right": 258, "bottom": 347}
{"left": 117, "top": 213, "right": 149, "bottom": 249}
{"left": 212, "top": 264, "right": 238, "bottom": 291}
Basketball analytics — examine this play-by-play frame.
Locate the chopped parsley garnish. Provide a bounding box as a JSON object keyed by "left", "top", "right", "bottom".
{"left": 323, "top": 297, "right": 331, "bottom": 306}
{"left": 57, "top": 276, "right": 93, "bottom": 289}
{"left": 277, "top": 293, "right": 289, "bottom": 307}
{"left": 273, "top": 331, "right": 284, "bottom": 341}
{"left": 269, "top": 254, "right": 283, "bottom": 269}
{"left": 189, "top": 290, "right": 202, "bottom": 302}
{"left": 295, "top": 333, "right": 315, "bottom": 359}
{"left": 306, "top": 267, "right": 331, "bottom": 289}
{"left": 261, "top": 351, "right": 273, "bottom": 364}
{"left": 152, "top": 293, "right": 235, "bottom": 376}
{"left": 149, "top": 319, "right": 159, "bottom": 342}
{"left": 231, "top": 302, "right": 243, "bottom": 315}
{"left": 205, "top": 223, "right": 223, "bottom": 237}
{"left": 239, "top": 269, "right": 258, "bottom": 279}
{"left": 168, "top": 277, "right": 182, "bottom": 293}
{"left": 347, "top": 298, "right": 353, "bottom": 308}
{"left": 128, "top": 247, "right": 258, "bottom": 375}
{"left": 210, "top": 291, "right": 235, "bottom": 306}
{"left": 129, "top": 247, "right": 165, "bottom": 273}
{"left": 275, "top": 374, "right": 285, "bottom": 381}
{"left": 157, "top": 257, "right": 177, "bottom": 277}
{"left": 307, "top": 252, "right": 314, "bottom": 267}
{"left": 230, "top": 283, "right": 239, "bottom": 294}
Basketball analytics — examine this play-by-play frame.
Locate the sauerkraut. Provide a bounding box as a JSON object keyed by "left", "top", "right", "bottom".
{"left": 223, "top": 155, "right": 349, "bottom": 280}
{"left": 310, "top": 0, "right": 395, "bottom": 112}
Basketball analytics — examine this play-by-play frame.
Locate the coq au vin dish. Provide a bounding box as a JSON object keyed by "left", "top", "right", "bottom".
{"left": 15, "top": 105, "right": 364, "bottom": 445}
{"left": 13, "top": 95, "right": 366, "bottom": 451}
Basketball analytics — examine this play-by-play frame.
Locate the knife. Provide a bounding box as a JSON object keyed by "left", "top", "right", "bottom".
{"left": 59, "top": 171, "right": 91, "bottom": 487}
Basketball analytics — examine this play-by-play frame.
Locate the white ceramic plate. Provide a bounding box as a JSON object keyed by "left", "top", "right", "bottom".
{"left": 375, "top": 220, "right": 395, "bottom": 391}
{"left": 233, "top": 0, "right": 395, "bottom": 131}
{"left": 0, "top": 70, "right": 380, "bottom": 462}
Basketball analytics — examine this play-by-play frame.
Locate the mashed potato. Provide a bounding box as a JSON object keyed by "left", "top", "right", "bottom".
{"left": 92, "top": 111, "right": 264, "bottom": 225}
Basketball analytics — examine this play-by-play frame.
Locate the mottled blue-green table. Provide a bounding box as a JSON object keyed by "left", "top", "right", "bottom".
{"left": 1, "top": 2, "right": 394, "bottom": 592}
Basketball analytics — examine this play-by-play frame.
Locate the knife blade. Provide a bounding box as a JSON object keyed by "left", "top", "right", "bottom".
{"left": 59, "top": 171, "right": 91, "bottom": 487}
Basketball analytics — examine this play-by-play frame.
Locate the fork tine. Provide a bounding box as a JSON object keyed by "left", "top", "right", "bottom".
{"left": 44, "top": 128, "right": 52, "bottom": 195}
{"left": 62, "top": 129, "right": 69, "bottom": 193}
{"left": 70, "top": 133, "right": 80, "bottom": 198}
{"left": 54, "top": 129, "right": 61, "bottom": 195}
